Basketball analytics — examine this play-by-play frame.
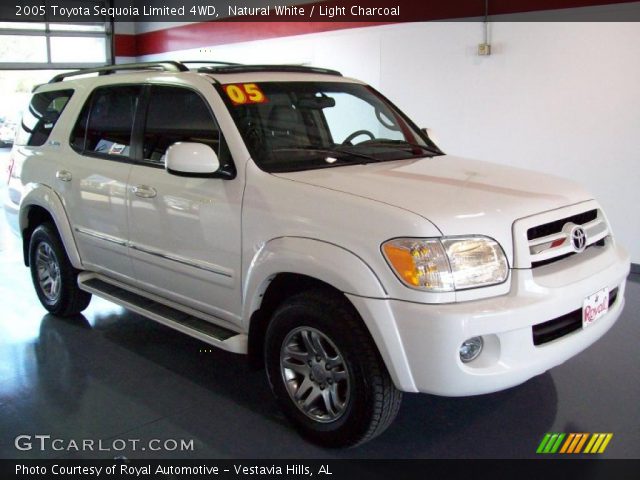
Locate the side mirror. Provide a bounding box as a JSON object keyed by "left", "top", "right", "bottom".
{"left": 165, "top": 142, "right": 220, "bottom": 177}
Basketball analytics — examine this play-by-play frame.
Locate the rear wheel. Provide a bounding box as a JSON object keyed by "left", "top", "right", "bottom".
{"left": 29, "top": 223, "right": 92, "bottom": 316}
{"left": 265, "top": 290, "right": 402, "bottom": 447}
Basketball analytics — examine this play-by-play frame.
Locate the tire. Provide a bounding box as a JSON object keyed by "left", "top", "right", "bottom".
{"left": 29, "top": 223, "right": 92, "bottom": 316}
{"left": 265, "top": 290, "right": 402, "bottom": 447}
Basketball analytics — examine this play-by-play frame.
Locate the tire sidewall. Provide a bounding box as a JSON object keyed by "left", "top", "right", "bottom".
{"left": 265, "top": 295, "right": 378, "bottom": 446}
{"left": 29, "top": 225, "right": 71, "bottom": 314}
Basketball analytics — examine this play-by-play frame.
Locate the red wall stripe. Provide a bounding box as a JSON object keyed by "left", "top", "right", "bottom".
{"left": 115, "top": 0, "right": 639, "bottom": 58}
{"left": 114, "top": 33, "right": 137, "bottom": 57}
{"left": 133, "top": 21, "right": 388, "bottom": 56}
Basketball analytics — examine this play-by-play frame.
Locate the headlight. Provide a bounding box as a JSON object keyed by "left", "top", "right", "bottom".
{"left": 382, "top": 236, "right": 508, "bottom": 291}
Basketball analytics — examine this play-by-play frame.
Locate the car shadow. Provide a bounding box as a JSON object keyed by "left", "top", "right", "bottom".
{"left": 32, "top": 310, "right": 558, "bottom": 458}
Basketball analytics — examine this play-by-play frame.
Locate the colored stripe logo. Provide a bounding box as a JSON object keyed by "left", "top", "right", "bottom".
{"left": 537, "top": 433, "right": 613, "bottom": 454}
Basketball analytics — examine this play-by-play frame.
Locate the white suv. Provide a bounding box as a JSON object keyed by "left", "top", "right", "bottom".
{"left": 4, "top": 61, "right": 630, "bottom": 447}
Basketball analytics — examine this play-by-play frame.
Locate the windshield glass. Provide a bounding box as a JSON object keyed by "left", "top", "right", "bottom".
{"left": 217, "top": 81, "right": 442, "bottom": 172}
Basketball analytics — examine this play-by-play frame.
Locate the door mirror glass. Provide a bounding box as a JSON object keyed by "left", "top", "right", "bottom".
{"left": 165, "top": 142, "right": 220, "bottom": 176}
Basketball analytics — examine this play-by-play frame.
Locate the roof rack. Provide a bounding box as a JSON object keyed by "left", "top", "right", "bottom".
{"left": 46, "top": 61, "right": 343, "bottom": 85}
{"left": 48, "top": 61, "right": 189, "bottom": 83}
{"left": 197, "top": 64, "right": 343, "bottom": 76}
{"left": 181, "top": 60, "right": 241, "bottom": 68}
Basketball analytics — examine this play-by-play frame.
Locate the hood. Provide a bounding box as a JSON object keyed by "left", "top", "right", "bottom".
{"left": 274, "top": 155, "right": 593, "bottom": 263}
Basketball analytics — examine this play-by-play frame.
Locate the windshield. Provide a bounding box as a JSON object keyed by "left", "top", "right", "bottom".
{"left": 217, "top": 81, "right": 442, "bottom": 172}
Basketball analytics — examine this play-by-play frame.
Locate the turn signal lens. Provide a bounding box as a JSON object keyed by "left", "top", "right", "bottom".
{"left": 382, "top": 239, "right": 453, "bottom": 291}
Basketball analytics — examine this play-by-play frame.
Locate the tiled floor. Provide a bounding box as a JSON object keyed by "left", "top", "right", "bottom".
{"left": 1, "top": 148, "right": 638, "bottom": 459}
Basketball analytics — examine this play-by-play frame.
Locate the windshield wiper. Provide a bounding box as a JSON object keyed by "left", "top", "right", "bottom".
{"left": 361, "top": 139, "right": 442, "bottom": 156}
{"left": 272, "top": 146, "right": 379, "bottom": 163}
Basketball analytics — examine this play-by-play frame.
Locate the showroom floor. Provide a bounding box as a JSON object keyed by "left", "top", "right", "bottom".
{"left": 0, "top": 147, "right": 638, "bottom": 459}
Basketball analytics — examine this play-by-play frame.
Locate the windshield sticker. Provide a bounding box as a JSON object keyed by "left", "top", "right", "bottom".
{"left": 223, "top": 83, "right": 268, "bottom": 105}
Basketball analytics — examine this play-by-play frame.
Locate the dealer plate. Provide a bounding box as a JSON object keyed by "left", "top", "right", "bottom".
{"left": 583, "top": 288, "right": 609, "bottom": 328}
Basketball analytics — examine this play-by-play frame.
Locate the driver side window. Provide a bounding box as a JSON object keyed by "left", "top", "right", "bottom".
{"left": 323, "top": 92, "right": 404, "bottom": 144}
{"left": 142, "top": 85, "right": 223, "bottom": 165}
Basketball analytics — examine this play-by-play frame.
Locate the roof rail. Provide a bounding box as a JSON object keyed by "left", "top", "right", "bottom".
{"left": 48, "top": 61, "right": 189, "bottom": 83}
{"left": 197, "top": 64, "right": 343, "bottom": 76}
{"left": 181, "top": 60, "right": 241, "bottom": 68}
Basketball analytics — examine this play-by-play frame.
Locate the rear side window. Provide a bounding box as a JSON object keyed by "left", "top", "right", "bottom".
{"left": 16, "top": 89, "right": 74, "bottom": 147}
{"left": 70, "top": 85, "right": 141, "bottom": 158}
{"left": 142, "top": 85, "right": 221, "bottom": 164}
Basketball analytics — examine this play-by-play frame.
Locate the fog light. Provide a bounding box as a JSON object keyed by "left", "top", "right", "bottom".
{"left": 460, "top": 336, "right": 484, "bottom": 363}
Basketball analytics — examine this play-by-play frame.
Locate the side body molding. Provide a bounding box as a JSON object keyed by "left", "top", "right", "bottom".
{"left": 19, "top": 183, "right": 83, "bottom": 269}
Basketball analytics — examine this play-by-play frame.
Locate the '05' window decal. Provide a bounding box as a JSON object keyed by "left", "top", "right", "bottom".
{"left": 223, "top": 83, "right": 268, "bottom": 105}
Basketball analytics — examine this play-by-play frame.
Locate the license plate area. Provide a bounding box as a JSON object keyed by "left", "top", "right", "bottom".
{"left": 583, "top": 288, "right": 609, "bottom": 328}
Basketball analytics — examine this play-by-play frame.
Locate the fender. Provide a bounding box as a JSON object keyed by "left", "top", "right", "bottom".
{"left": 243, "top": 237, "right": 386, "bottom": 321}
{"left": 19, "top": 183, "right": 83, "bottom": 269}
{"left": 243, "top": 236, "right": 417, "bottom": 391}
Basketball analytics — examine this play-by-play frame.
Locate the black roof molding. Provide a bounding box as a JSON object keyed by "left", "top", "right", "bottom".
{"left": 47, "top": 61, "right": 342, "bottom": 85}
{"left": 48, "top": 61, "right": 189, "bottom": 83}
{"left": 197, "top": 64, "right": 343, "bottom": 76}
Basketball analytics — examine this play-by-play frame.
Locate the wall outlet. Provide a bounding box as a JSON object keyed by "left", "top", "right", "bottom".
{"left": 478, "top": 43, "right": 491, "bottom": 56}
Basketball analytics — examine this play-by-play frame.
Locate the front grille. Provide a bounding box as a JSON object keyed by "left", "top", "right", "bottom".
{"left": 530, "top": 238, "right": 606, "bottom": 269}
{"left": 532, "top": 287, "right": 618, "bottom": 346}
{"left": 523, "top": 207, "right": 609, "bottom": 268}
{"left": 527, "top": 210, "right": 597, "bottom": 241}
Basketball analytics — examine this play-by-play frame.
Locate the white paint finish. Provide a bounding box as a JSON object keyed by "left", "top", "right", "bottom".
{"left": 144, "top": 22, "right": 640, "bottom": 262}
{"left": 165, "top": 142, "right": 220, "bottom": 174}
{"left": 275, "top": 154, "right": 593, "bottom": 266}
{"left": 241, "top": 160, "right": 450, "bottom": 306}
{"left": 127, "top": 161, "right": 243, "bottom": 322}
{"left": 10, "top": 62, "right": 633, "bottom": 397}
{"left": 371, "top": 245, "right": 629, "bottom": 395}
{"left": 15, "top": 183, "right": 83, "bottom": 269}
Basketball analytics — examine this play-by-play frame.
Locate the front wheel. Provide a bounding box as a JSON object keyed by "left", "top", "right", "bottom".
{"left": 265, "top": 290, "right": 402, "bottom": 447}
{"left": 29, "top": 223, "right": 92, "bottom": 317}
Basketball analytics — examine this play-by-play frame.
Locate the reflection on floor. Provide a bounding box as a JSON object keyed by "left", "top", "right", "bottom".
{"left": 0, "top": 176, "right": 638, "bottom": 459}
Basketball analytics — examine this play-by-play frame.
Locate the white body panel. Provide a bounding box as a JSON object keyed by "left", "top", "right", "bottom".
{"left": 351, "top": 242, "right": 629, "bottom": 394}
{"left": 274, "top": 155, "right": 594, "bottom": 266}
{"left": 6, "top": 69, "right": 631, "bottom": 397}
{"left": 127, "top": 162, "right": 242, "bottom": 324}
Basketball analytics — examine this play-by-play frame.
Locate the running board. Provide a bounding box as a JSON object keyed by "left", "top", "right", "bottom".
{"left": 78, "top": 273, "right": 247, "bottom": 354}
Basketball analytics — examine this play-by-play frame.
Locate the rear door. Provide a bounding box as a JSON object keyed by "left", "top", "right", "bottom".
{"left": 62, "top": 85, "right": 142, "bottom": 282}
{"left": 126, "top": 84, "right": 243, "bottom": 323}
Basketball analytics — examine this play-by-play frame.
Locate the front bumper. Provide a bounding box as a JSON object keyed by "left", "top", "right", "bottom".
{"left": 348, "top": 242, "right": 630, "bottom": 396}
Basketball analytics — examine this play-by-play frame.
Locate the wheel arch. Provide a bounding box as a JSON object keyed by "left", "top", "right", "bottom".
{"left": 242, "top": 237, "right": 416, "bottom": 392}
{"left": 20, "top": 184, "right": 82, "bottom": 269}
{"left": 243, "top": 237, "right": 386, "bottom": 366}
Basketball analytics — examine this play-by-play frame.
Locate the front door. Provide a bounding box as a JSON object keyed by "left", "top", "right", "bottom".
{"left": 127, "top": 85, "right": 243, "bottom": 323}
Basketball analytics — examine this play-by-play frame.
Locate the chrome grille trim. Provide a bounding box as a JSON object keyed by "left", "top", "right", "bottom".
{"left": 527, "top": 214, "right": 609, "bottom": 264}
{"left": 512, "top": 200, "right": 610, "bottom": 269}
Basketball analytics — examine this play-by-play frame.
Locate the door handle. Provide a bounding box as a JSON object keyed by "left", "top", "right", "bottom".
{"left": 131, "top": 185, "right": 157, "bottom": 198}
{"left": 55, "top": 170, "right": 72, "bottom": 182}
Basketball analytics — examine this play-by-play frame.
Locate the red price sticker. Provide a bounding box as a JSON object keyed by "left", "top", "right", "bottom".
{"left": 223, "top": 83, "right": 268, "bottom": 105}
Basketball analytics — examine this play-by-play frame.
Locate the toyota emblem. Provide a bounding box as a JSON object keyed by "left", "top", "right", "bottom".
{"left": 570, "top": 226, "right": 587, "bottom": 252}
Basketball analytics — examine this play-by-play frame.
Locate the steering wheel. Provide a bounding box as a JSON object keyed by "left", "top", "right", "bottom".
{"left": 342, "top": 129, "right": 375, "bottom": 145}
